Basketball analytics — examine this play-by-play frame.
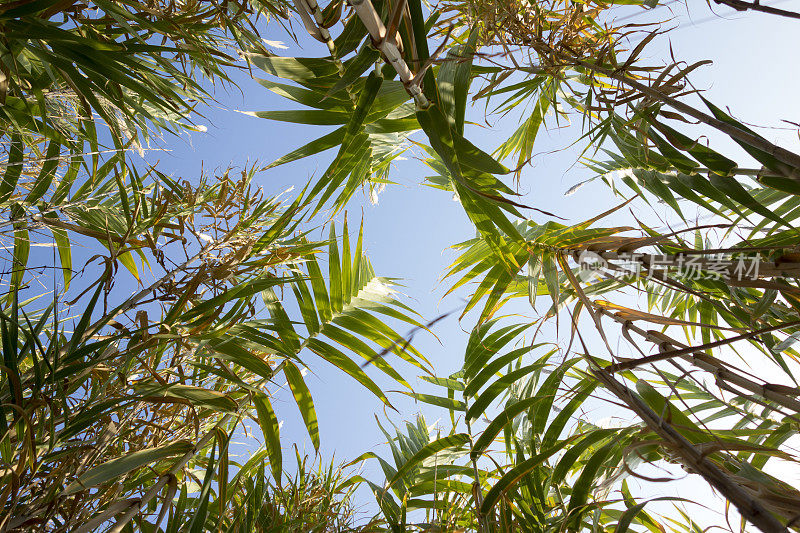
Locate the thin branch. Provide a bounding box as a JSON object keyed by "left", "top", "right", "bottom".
{"left": 713, "top": 0, "right": 800, "bottom": 20}
{"left": 598, "top": 308, "right": 800, "bottom": 414}
{"left": 554, "top": 50, "right": 800, "bottom": 176}
{"left": 81, "top": 244, "right": 213, "bottom": 343}
{"left": 605, "top": 318, "right": 800, "bottom": 372}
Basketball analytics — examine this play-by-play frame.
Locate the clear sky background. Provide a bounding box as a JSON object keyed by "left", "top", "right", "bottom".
{"left": 139, "top": 1, "right": 800, "bottom": 525}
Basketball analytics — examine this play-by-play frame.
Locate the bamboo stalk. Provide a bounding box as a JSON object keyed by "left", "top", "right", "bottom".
{"left": 590, "top": 365, "right": 790, "bottom": 533}
{"left": 567, "top": 307, "right": 791, "bottom": 532}
{"left": 295, "top": 0, "right": 359, "bottom": 105}
{"left": 293, "top": 0, "right": 429, "bottom": 107}
{"left": 347, "top": 0, "right": 429, "bottom": 108}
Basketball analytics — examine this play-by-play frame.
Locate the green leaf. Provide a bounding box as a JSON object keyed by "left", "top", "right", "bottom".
{"left": 9, "top": 204, "right": 29, "bottom": 296}
{"left": 648, "top": 128, "right": 697, "bottom": 174}
{"left": 566, "top": 440, "right": 616, "bottom": 529}
{"left": 551, "top": 429, "right": 616, "bottom": 485}
{"left": 63, "top": 441, "right": 193, "bottom": 495}
{"left": 417, "top": 104, "right": 522, "bottom": 246}
{"left": 244, "top": 109, "right": 351, "bottom": 125}
{"left": 701, "top": 96, "right": 795, "bottom": 175}
{"left": 466, "top": 363, "right": 546, "bottom": 420}
{"left": 329, "top": 223, "right": 343, "bottom": 313}
{"left": 453, "top": 132, "right": 510, "bottom": 175}
{"left": 255, "top": 78, "right": 349, "bottom": 110}
{"left": 419, "top": 375, "right": 465, "bottom": 391}
{"left": 466, "top": 345, "right": 541, "bottom": 398}
{"left": 327, "top": 43, "right": 380, "bottom": 96}
{"left": 346, "top": 71, "right": 383, "bottom": 135}
{"left": 708, "top": 173, "right": 790, "bottom": 228}
{"left": 266, "top": 127, "right": 347, "bottom": 169}
{"left": 528, "top": 254, "right": 542, "bottom": 308}
{"left": 304, "top": 254, "right": 332, "bottom": 323}
{"left": 635, "top": 380, "right": 704, "bottom": 443}
{"left": 541, "top": 253, "right": 559, "bottom": 310}
{"left": 0, "top": 135, "right": 23, "bottom": 202}
{"left": 247, "top": 54, "right": 339, "bottom": 81}
{"left": 26, "top": 140, "right": 61, "bottom": 203}
{"left": 253, "top": 393, "right": 282, "bottom": 481}
{"left": 387, "top": 433, "right": 470, "bottom": 489}
{"left": 615, "top": 497, "right": 687, "bottom": 533}
{"left": 186, "top": 438, "right": 217, "bottom": 533}
{"left": 135, "top": 384, "right": 238, "bottom": 413}
{"left": 652, "top": 121, "right": 736, "bottom": 176}
{"left": 182, "top": 276, "right": 289, "bottom": 322}
{"left": 471, "top": 397, "right": 540, "bottom": 459}
{"left": 307, "top": 338, "right": 392, "bottom": 406}
{"left": 541, "top": 380, "right": 597, "bottom": 449}
{"left": 284, "top": 361, "right": 320, "bottom": 451}
{"left": 438, "top": 29, "right": 479, "bottom": 134}
{"left": 398, "top": 391, "right": 466, "bottom": 411}
{"left": 530, "top": 359, "right": 577, "bottom": 436}
{"left": 481, "top": 439, "right": 570, "bottom": 514}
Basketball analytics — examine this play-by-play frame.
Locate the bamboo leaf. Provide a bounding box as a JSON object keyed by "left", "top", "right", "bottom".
{"left": 481, "top": 440, "right": 570, "bottom": 514}
{"left": 284, "top": 361, "right": 320, "bottom": 451}
{"left": 63, "top": 441, "right": 193, "bottom": 495}
{"left": 254, "top": 393, "right": 282, "bottom": 481}
{"left": 386, "top": 433, "right": 469, "bottom": 489}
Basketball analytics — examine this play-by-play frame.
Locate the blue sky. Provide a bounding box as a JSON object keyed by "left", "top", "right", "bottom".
{"left": 141, "top": 0, "right": 800, "bottom": 524}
